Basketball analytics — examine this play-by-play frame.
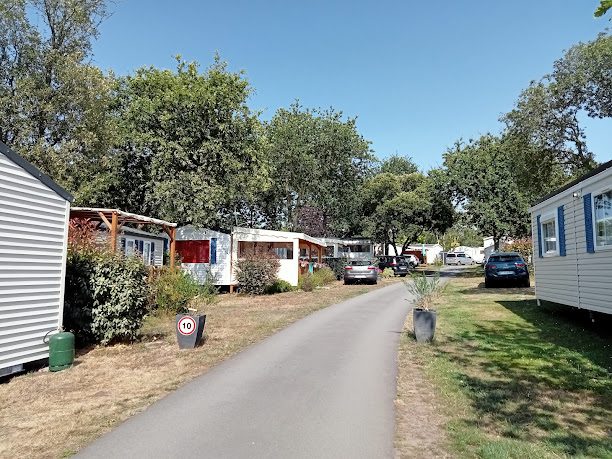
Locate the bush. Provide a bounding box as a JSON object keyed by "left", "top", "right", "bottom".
{"left": 235, "top": 249, "right": 281, "bottom": 294}
{"left": 299, "top": 266, "right": 336, "bottom": 292}
{"left": 504, "top": 238, "right": 533, "bottom": 265}
{"left": 312, "top": 266, "right": 336, "bottom": 285}
{"left": 265, "top": 279, "right": 296, "bottom": 294}
{"left": 324, "top": 257, "right": 347, "bottom": 279}
{"left": 149, "top": 267, "right": 203, "bottom": 313}
{"left": 64, "top": 249, "right": 150, "bottom": 345}
{"left": 381, "top": 267, "right": 395, "bottom": 278}
{"left": 298, "top": 273, "right": 315, "bottom": 292}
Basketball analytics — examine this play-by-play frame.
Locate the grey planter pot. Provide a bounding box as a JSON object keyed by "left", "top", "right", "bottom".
{"left": 413, "top": 308, "right": 436, "bottom": 343}
{"left": 176, "top": 314, "right": 206, "bottom": 349}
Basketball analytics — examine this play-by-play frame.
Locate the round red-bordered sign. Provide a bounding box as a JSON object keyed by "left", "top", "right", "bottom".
{"left": 177, "top": 316, "right": 197, "bottom": 336}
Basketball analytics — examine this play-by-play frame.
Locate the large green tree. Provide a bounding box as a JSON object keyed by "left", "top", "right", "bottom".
{"left": 443, "top": 135, "right": 530, "bottom": 250}
{"left": 360, "top": 172, "right": 436, "bottom": 255}
{"left": 264, "top": 103, "right": 373, "bottom": 236}
{"left": 503, "top": 33, "right": 611, "bottom": 190}
{"left": 0, "top": 0, "right": 115, "bottom": 198}
{"left": 98, "top": 57, "right": 269, "bottom": 228}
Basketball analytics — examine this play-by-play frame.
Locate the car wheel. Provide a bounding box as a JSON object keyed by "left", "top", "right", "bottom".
{"left": 485, "top": 279, "right": 492, "bottom": 288}
{"left": 399, "top": 274, "right": 407, "bottom": 277}
{"left": 522, "top": 279, "right": 531, "bottom": 288}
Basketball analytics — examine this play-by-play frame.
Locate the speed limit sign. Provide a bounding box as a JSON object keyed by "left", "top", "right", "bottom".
{"left": 177, "top": 316, "right": 197, "bottom": 336}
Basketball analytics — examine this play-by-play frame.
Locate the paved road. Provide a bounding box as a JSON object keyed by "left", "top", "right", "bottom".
{"left": 79, "top": 282, "right": 413, "bottom": 459}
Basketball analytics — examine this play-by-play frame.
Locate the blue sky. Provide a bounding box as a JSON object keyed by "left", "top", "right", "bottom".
{"left": 92, "top": 0, "right": 611, "bottom": 169}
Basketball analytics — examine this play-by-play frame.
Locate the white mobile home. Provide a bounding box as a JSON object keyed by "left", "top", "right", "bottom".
{"left": 176, "top": 227, "right": 327, "bottom": 288}
{"left": 530, "top": 160, "right": 612, "bottom": 315}
{"left": 176, "top": 226, "right": 233, "bottom": 285}
{"left": 0, "top": 141, "right": 73, "bottom": 376}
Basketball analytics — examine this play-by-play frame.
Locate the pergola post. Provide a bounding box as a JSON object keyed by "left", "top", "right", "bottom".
{"left": 110, "top": 211, "right": 118, "bottom": 252}
{"left": 169, "top": 227, "right": 176, "bottom": 269}
{"left": 318, "top": 245, "right": 322, "bottom": 263}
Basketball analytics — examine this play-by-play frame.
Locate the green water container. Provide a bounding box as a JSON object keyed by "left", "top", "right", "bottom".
{"left": 48, "top": 331, "right": 75, "bottom": 372}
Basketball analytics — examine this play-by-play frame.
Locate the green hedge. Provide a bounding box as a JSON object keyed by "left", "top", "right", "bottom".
{"left": 64, "top": 250, "right": 150, "bottom": 345}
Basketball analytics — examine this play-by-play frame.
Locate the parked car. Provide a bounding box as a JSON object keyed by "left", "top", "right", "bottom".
{"left": 344, "top": 260, "right": 378, "bottom": 284}
{"left": 377, "top": 255, "right": 411, "bottom": 276}
{"left": 446, "top": 252, "right": 474, "bottom": 265}
{"left": 404, "top": 254, "right": 420, "bottom": 268}
{"left": 484, "top": 252, "right": 530, "bottom": 287}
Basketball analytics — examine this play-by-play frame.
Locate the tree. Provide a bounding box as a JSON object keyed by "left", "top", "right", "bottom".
{"left": 379, "top": 154, "right": 419, "bottom": 175}
{"left": 110, "top": 57, "right": 269, "bottom": 228}
{"left": 264, "top": 102, "right": 373, "bottom": 236}
{"left": 360, "top": 172, "right": 434, "bottom": 255}
{"left": 595, "top": 0, "right": 612, "bottom": 18}
{"left": 443, "top": 135, "right": 530, "bottom": 250}
{"left": 0, "top": 0, "right": 116, "bottom": 198}
{"left": 502, "top": 33, "right": 611, "bottom": 188}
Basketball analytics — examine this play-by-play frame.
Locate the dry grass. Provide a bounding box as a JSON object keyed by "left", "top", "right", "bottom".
{"left": 395, "top": 318, "right": 451, "bottom": 458}
{"left": 0, "top": 279, "right": 398, "bottom": 459}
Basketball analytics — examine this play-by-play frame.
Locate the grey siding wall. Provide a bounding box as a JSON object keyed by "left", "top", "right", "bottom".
{"left": 532, "top": 170, "right": 612, "bottom": 314}
{"left": 0, "top": 152, "right": 70, "bottom": 371}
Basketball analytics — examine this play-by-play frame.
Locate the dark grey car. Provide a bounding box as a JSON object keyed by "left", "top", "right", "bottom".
{"left": 344, "top": 260, "right": 378, "bottom": 285}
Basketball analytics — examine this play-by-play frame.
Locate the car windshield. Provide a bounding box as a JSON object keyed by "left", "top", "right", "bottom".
{"left": 349, "top": 260, "right": 372, "bottom": 266}
{"left": 489, "top": 255, "right": 522, "bottom": 262}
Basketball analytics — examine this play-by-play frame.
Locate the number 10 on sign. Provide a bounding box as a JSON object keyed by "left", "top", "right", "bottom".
{"left": 177, "top": 316, "right": 197, "bottom": 336}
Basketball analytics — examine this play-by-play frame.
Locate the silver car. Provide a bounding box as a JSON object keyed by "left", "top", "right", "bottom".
{"left": 344, "top": 260, "right": 378, "bottom": 284}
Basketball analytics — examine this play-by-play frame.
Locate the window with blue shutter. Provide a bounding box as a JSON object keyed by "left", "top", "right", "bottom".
{"left": 536, "top": 215, "right": 543, "bottom": 258}
{"left": 557, "top": 206, "right": 566, "bottom": 256}
{"left": 120, "top": 237, "right": 126, "bottom": 253}
{"left": 150, "top": 242, "right": 155, "bottom": 265}
{"left": 584, "top": 194, "right": 595, "bottom": 253}
{"left": 210, "top": 238, "right": 217, "bottom": 264}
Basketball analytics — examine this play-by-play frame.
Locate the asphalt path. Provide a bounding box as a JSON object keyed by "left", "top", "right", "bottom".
{"left": 79, "top": 281, "right": 414, "bottom": 459}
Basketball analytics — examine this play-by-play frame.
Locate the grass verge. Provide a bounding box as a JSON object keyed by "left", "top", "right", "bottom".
{"left": 396, "top": 275, "right": 612, "bottom": 459}
{"left": 0, "top": 279, "right": 397, "bottom": 458}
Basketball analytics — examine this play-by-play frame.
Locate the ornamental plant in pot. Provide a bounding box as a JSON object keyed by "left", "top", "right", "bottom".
{"left": 404, "top": 273, "right": 440, "bottom": 343}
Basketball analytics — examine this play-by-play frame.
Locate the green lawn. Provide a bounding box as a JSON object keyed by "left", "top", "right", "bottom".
{"left": 400, "top": 274, "right": 612, "bottom": 459}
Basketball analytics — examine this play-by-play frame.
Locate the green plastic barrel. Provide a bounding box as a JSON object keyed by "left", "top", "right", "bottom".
{"left": 48, "top": 331, "right": 75, "bottom": 372}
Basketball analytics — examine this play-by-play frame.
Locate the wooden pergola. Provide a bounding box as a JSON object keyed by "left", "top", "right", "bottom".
{"left": 70, "top": 207, "right": 178, "bottom": 268}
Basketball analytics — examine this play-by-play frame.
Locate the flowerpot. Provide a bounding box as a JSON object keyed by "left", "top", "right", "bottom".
{"left": 413, "top": 308, "right": 436, "bottom": 343}
{"left": 176, "top": 314, "right": 206, "bottom": 349}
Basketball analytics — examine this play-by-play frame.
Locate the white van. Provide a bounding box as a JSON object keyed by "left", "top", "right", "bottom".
{"left": 446, "top": 252, "right": 474, "bottom": 265}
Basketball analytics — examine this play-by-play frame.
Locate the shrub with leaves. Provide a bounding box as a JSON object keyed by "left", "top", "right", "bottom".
{"left": 298, "top": 273, "right": 315, "bottom": 292}
{"left": 381, "top": 267, "right": 395, "bottom": 278}
{"left": 265, "top": 279, "right": 296, "bottom": 294}
{"left": 324, "top": 257, "right": 347, "bottom": 279}
{"left": 404, "top": 273, "right": 441, "bottom": 310}
{"left": 504, "top": 237, "right": 533, "bottom": 265}
{"left": 235, "top": 249, "right": 281, "bottom": 294}
{"left": 312, "top": 266, "right": 336, "bottom": 285}
{"left": 64, "top": 249, "right": 149, "bottom": 345}
{"left": 149, "top": 267, "right": 204, "bottom": 312}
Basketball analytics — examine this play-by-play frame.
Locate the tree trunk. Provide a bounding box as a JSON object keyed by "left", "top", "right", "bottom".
{"left": 494, "top": 235, "right": 500, "bottom": 251}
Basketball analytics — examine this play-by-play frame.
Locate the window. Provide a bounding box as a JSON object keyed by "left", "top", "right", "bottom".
{"left": 143, "top": 242, "right": 151, "bottom": 266}
{"left": 593, "top": 190, "right": 612, "bottom": 248}
{"left": 126, "top": 239, "right": 135, "bottom": 256}
{"left": 541, "top": 217, "right": 557, "bottom": 255}
{"left": 239, "top": 241, "right": 294, "bottom": 259}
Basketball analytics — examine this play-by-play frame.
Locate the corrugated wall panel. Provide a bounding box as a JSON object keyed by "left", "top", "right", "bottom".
{"left": 532, "top": 169, "right": 612, "bottom": 315}
{"left": 0, "top": 151, "right": 70, "bottom": 371}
